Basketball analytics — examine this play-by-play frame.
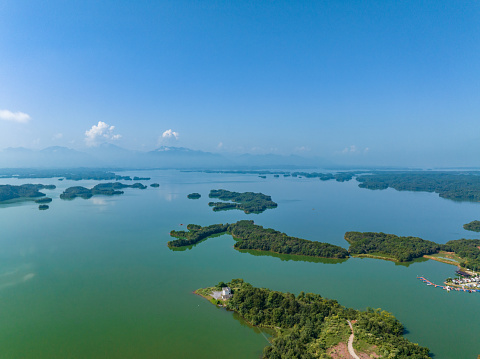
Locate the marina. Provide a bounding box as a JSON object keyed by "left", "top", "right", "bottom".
{"left": 417, "top": 276, "right": 480, "bottom": 293}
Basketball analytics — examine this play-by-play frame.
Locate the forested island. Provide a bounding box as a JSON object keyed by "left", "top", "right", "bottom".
{"left": 169, "top": 220, "right": 349, "bottom": 259}
{"left": 463, "top": 220, "right": 480, "bottom": 232}
{"left": 208, "top": 189, "right": 277, "bottom": 214}
{"left": 150, "top": 183, "right": 160, "bottom": 188}
{"left": 38, "top": 204, "right": 49, "bottom": 210}
{"left": 197, "top": 279, "right": 430, "bottom": 359}
{"left": 60, "top": 182, "right": 147, "bottom": 199}
{"left": 356, "top": 171, "right": 480, "bottom": 202}
{"left": 345, "top": 232, "right": 440, "bottom": 262}
{"left": 187, "top": 193, "right": 201, "bottom": 199}
{"left": 0, "top": 184, "right": 56, "bottom": 202}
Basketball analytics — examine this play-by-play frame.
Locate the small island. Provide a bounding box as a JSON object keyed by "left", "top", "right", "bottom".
{"left": 150, "top": 183, "right": 160, "bottom": 188}
{"left": 208, "top": 189, "right": 277, "bottom": 214}
{"left": 196, "top": 279, "right": 430, "bottom": 358}
{"left": 344, "top": 231, "right": 440, "bottom": 262}
{"left": 133, "top": 176, "right": 151, "bottom": 181}
{"left": 463, "top": 220, "right": 480, "bottom": 232}
{"left": 60, "top": 182, "right": 147, "bottom": 200}
{"left": 38, "top": 204, "right": 49, "bottom": 210}
{"left": 169, "top": 220, "right": 349, "bottom": 259}
{"left": 35, "top": 197, "right": 53, "bottom": 204}
{"left": 187, "top": 193, "right": 201, "bottom": 199}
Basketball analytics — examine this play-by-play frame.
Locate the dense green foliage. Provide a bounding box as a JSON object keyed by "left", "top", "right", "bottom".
{"left": 168, "top": 224, "right": 228, "bottom": 247}
{"left": 356, "top": 172, "right": 480, "bottom": 202}
{"left": 210, "top": 279, "right": 430, "bottom": 358}
{"left": 169, "top": 220, "right": 348, "bottom": 259}
{"left": 463, "top": 220, "right": 480, "bottom": 232}
{"left": 187, "top": 192, "right": 201, "bottom": 199}
{"left": 345, "top": 232, "right": 440, "bottom": 262}
{"left": 208, "top": 189, "right": 277, "bottom": 213}
{"left": 60, "top": 182, "right": 147, "bottom": 199}
{"left": 442, "top": 239, "right": 480, "bottom": 271}
{"left": 230, "top": 221, "right": 348, "bottom": 258}
{"left": 0, "top": 184, "right": 55, "bottom": 202}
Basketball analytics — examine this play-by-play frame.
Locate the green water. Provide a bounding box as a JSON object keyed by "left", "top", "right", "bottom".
{"left": 0, "top": 170, "right": 479, "bottom": 358}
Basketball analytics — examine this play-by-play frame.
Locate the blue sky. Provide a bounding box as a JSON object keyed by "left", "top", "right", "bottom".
{"left": 0, "top": 0, "right": 479, "bottom": 166}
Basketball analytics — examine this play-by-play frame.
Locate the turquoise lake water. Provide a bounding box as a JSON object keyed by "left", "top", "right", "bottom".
{"left": 0, "top": 170, "right": 479, "bottom": 358}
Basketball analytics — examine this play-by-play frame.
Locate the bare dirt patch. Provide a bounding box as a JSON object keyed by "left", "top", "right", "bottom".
{"left": 328, "top": 342, "right": 353, "bottom": 359}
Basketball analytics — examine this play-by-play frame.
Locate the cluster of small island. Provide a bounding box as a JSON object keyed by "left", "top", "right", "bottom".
{"left": 194, "top": 279, "right": 430, "bottom": 358}
{"left": 3, "top": 168, "right": 480, "bottom": 357}
{"left": 187, "top": 189, "right": 277, "bottom": 214}
{"left": 188, "top": 169, "right": 480, "bottom": 202}
{"left": 0, "top": 170, "right": 160, "bottom": 210}
{"left": 169, "top": 219, "right": 480, "bottom": 285}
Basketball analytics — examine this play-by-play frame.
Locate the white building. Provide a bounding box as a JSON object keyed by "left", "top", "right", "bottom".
{"left": 221, "top": 287, "right": 232, "bottom": 300}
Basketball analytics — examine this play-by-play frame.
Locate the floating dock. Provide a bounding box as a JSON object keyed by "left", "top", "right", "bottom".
{"left": 417, "top": 277, "right": 480, "bottom": 293}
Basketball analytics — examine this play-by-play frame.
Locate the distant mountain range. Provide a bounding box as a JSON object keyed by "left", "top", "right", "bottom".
{"left": 0, "top": 145, "right": 333, "bottom": 169}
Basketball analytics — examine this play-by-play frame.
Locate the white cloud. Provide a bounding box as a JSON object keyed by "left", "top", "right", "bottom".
{"left": 0, "top": 109, "right": 31, "bottom": 123}
{"left": 217, "top": 142, "right": 223, "bottom": 149}
{"left": 85, "top": 121, "right": 121, "bottom": 146}
{"left": 342, "top": 145, "right": 358, "bottom": 153}
{"left": 294, "top": 146, "right": 308, "bottom": 152}
{"left": 338, "top": 145, "right": 369, "bottom": 155}
{"left": 53, "top": 133, "right": 63, "bottom": 140}
{"left": 162, "top": 129, "right": 179, "bottom": 140}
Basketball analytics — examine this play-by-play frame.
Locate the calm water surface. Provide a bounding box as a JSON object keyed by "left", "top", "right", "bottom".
{"left": 0, "top": 170, "right": 479, "bottom": 358}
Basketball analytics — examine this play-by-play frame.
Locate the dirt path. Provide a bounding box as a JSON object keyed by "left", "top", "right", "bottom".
{"left": 347, "top": 320, "right": 361, "bottom": 359}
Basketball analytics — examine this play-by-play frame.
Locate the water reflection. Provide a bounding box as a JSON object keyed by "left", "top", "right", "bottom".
{"left": 237, "top": 249, "right": 348, "bottom": 265}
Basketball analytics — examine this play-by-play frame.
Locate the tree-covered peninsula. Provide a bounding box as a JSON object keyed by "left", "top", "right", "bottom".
{"left": 60, "top": 182, "right": 147, "bottom": 199}
{"left": 442, "top": 239, "right": 480, "bottom": 272}
{"left": 463, "top": 220, "right": 480, "bottom": 232}
{"left": 0, "top": 184, "right": 56, "bottom": 202}
{"left": 344, "top": 232, "right": 440, "bottom": 262}
{"left": 198, "top": 279, "right": 430, "bottom": 359}
{"left": 208, "top": 189, "right": 277, "bottom": 214}
{"left": 169, "top": 220, "right": 349, "bottom": 259}
{"left": 356, "top": 171, "right": 480, "bottom": 202}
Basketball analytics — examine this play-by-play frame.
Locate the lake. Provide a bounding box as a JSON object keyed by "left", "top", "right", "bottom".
{"left": 0, "top": 170, "right": 478, "bottom": 358}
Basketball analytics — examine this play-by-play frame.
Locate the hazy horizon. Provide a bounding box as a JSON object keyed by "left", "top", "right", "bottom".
{"left": 1, "top": 1, "right": 479, "bottom": 168}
